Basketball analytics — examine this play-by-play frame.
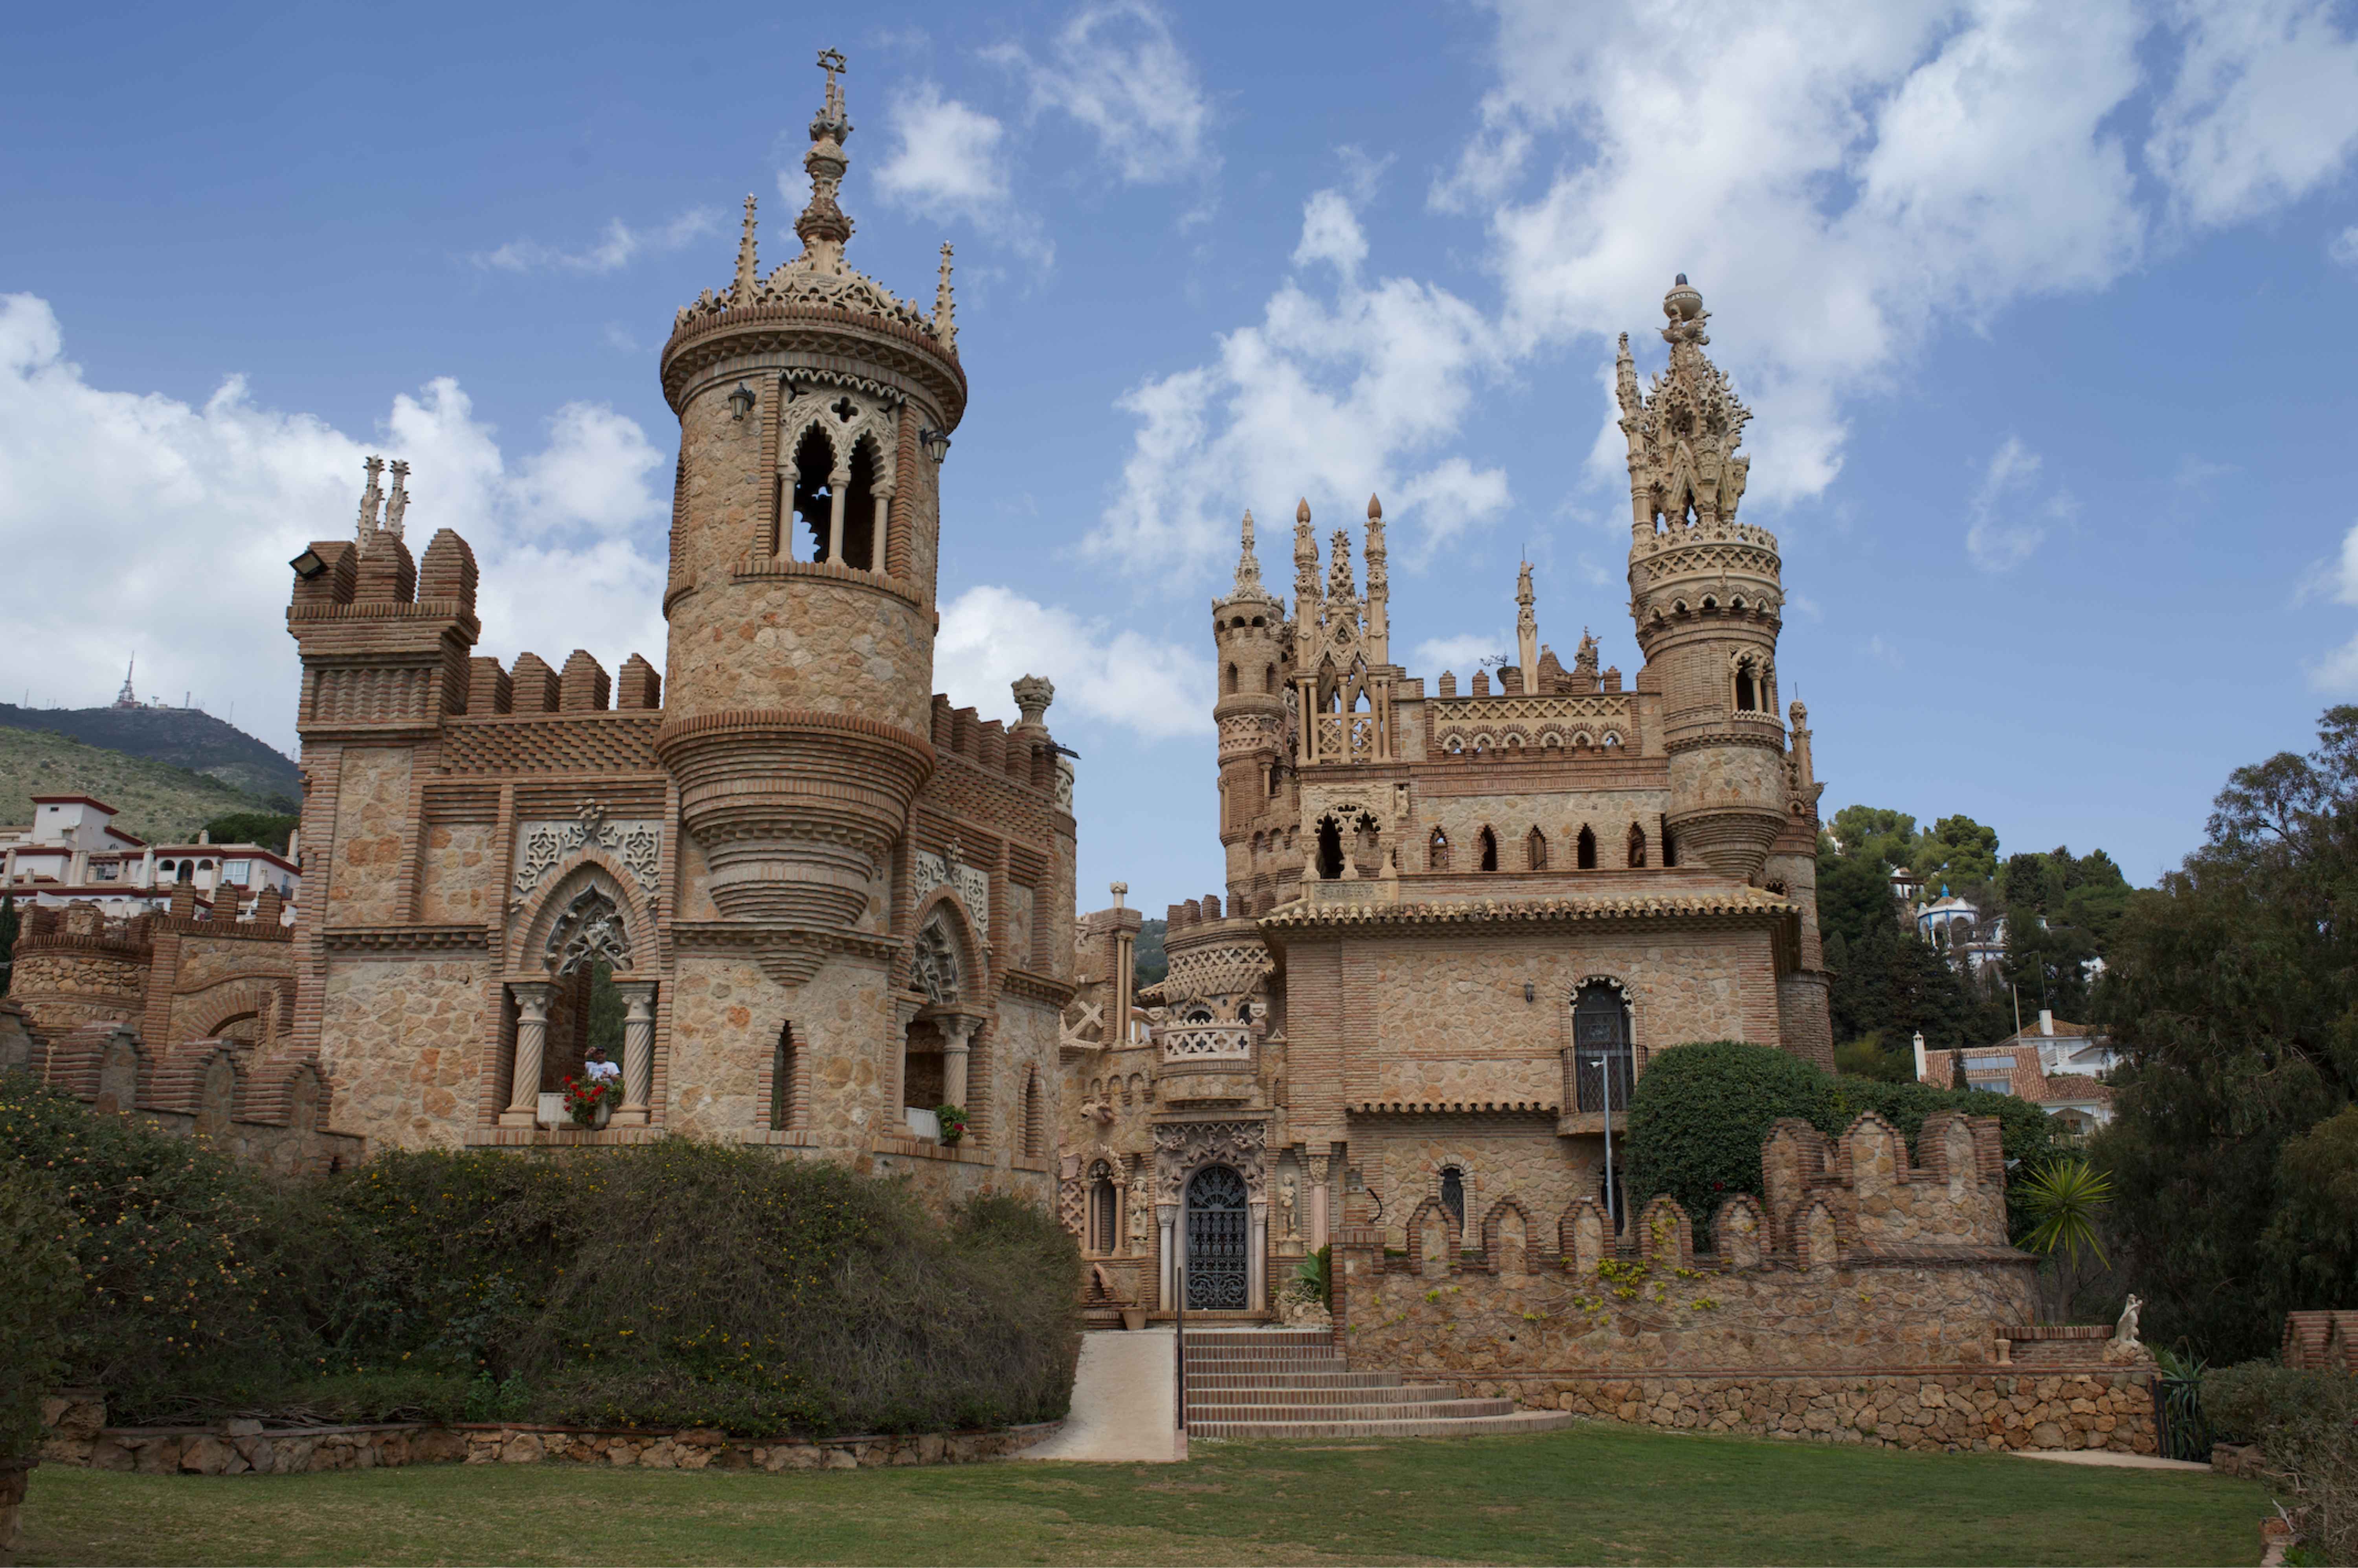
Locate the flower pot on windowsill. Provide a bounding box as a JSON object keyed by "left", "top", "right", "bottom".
{"left": 569, "top": 1102, "right": 611, "bottom": 1131}
{"left": 1119, "top": 1306, "right": 1148, "bottom": 1331}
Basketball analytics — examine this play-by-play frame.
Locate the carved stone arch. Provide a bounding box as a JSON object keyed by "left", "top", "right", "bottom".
{"left": 520, "top": 858, "right": 652, "bottom": 979}
{"left": 908, "top": 885, "right": 988, "bottom": 1004}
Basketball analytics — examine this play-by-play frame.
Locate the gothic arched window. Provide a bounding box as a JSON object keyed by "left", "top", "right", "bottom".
{"left": 1477, "top": 826, "right": 1499, "bottom": 872}
{"left": 1440, "top": 1166, "right": 1465, "bottom": 1229}
{"left": 1316, "top": 815, "right": 1345, "bottom": 880}
{"left": 1576, "top": 826, "right": 1597, "bottom": 870}
{"left": 1090, "top": 1160, "right": 1117, "bottom": 1253}
{"left": 1527, "top": 827, "right": 1548, "bottom": 870}
{"left": 1627, "top": 822, "right": 1647, "bottom": 868}
{"left": 1428, "top": 826, "right": 1450, "bottom": 871}
{"left": 1734, "top": 657, "right": 1759, "bottom": 712}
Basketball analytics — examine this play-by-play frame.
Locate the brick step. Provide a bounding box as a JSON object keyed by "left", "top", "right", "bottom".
{"left": 1184, "top": 1350, "right": 1347, "bottom": 1366}
{"left": 1186, "top": 1372, "right": 1408, "bottom": 1391}
{"left": 1179, "top": 1330, "right": 1336, "bottom": 1345}
{"left": 1190, "top": 1410, "right": 1579, "bottom": 1441}
{"left": 1185, "top": 1384, "right": 1461, "bottom": 1409}
{"left": 1189, "top": 1399, "right": 1520, "bottom": 1423}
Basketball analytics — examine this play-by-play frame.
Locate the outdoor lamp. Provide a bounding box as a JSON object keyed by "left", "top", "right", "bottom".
{"left": 288, "top": 547, "right": 328, "bottom": 580}
{"left": 727, "top": 383, "right": 757, "bottom": 421}
{"left": 919, "top": 426, "right": 952, "bottom": 463}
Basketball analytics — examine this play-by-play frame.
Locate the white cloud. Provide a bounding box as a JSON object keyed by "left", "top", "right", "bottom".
{"left": 0, "top": 293, "right": 668, "bottom": 752}
{"left": 992, "top": 1, "right": 1217, "bottom": 188}
{"left": 935, "top": 584, "right": 1211, "bottom": 739}
{"left": 1412, "top": 633, "right": 1506, "bottom": 676}
{"left": 869, "top": 81, "right": 1050, "bottom": 265}
{"left": 475, "top": 209, "right": 719, "bottom": 274}
{"left": 1088, "top": 187, "right": 1508, "bottom": 576}
{"left": 2310, "top": 631, "right": 2358, "bottom": 693}
{"left": 2147, "top": 0, "right": 2358, "bottom": 228}
{"left": 1965, "top": 435, "right": 2075, "bottom": 571}
{"left": 2332, "top": 225, "right": 2358, "bottom": 268}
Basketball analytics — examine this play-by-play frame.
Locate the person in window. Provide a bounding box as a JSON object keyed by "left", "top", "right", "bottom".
{"left": 583, "top": 1045, "right": 621, "bottom": 1085}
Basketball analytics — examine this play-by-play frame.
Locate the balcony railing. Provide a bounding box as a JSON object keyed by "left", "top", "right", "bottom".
{"left": 1162, "top": 1024, "right": 1252, "bottom": 1062}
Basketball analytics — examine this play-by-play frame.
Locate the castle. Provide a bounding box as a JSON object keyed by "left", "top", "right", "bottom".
{"left": 253, "top": 53, "right": 1074, "bottom": 1198}
{"left": 1059, "top": 272, "right": 1833, "bottom": 1318}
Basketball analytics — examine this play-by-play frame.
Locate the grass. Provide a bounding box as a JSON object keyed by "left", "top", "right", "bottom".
{"left": 18, "top": 1425, "right": 2268, "bottom": 1566}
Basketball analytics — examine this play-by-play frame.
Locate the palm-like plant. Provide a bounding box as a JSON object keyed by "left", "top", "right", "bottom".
{"left": 2019, "top": 1157, "right": 2115, "bottom": 1322}
{"left": 2021, "top": 1157, "right": 2115, "bottom": 1264}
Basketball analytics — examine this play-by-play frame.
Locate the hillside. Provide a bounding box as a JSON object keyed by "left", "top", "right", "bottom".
{"left": 0, "top": 727, "right": 288, "bottom": 846}
{"left": 0, "top": 703, "right": 299, "bottom": 808}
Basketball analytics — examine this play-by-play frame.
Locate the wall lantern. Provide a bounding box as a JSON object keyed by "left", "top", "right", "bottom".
{"left": 727, "top": 383, "right": 757, "bottom": 421}
{"left": 919, "top": 426, "right": 952, "bottom": 463}
{"left": 1524, "top": 982, "right": 1536, "bottom": 1003}
{"left": 288, "top": 547, "right": 328, "bottom": 580}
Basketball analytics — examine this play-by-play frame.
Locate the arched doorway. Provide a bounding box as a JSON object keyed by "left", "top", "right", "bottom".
{"left": 1184, "top": 1164, "right": 1249, "bottom": 1309}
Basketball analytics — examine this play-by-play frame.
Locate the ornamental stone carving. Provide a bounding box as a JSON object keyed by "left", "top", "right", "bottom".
{"left": 545, "top": 885, "right": 631, "bottom": 975}
{"left": 913, "top": 850, "right": 989, "bottom": 929}
{"left": 1155, "top": 1119, "right": 1267, "bottom": 1203}
{"left": 514, "top": 806, "right": 660, "bottom": 900}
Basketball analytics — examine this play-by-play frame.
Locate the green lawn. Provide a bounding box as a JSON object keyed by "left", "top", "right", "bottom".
{"left": 18, "top": 1426, "right": 2267, "bottom": 1567}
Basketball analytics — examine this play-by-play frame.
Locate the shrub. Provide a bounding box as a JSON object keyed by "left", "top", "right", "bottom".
{"left": 2206, "top": 1362, "right": 2358, "bottom": 1561}
{"left": 0, "top": 1163, "right": 82, "bottom": 1460}
{"left": 0, "top": 1078, "right": 1082, "bottom": 1438}
{"left": 1624, "top": 1042, "right": 2060, "bottom": 1241}
{"left": 1624, "top": 1042, "right": 1827, "bottom": 1223}
{"left": 0, "top": 1072, "right": 301, "bottom": 1420}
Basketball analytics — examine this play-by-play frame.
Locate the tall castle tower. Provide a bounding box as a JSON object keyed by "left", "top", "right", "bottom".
{"left": 655, "top": 51, "right": 963, "bottom": 934}
{"left": 1213, "top": 510, "right": 1289, "bottom": 898}
{"left": 1617, "top": 276, "right": 1788, "bottom": 882}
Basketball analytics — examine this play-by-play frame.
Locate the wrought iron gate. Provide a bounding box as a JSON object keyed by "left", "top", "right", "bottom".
{"left": 1185, "top": 1165, "right": 1248, "bottom": 1310}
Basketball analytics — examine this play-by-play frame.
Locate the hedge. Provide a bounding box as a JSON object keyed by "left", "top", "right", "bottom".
{"left": 1625, "top": 1041, "right": 2057, "bottom": 1240}
{"left": 0, "top": 1164, "right": 81, "bottom": 1460}
{"left": 2206, "top": 1361, "right": 2358, "bottom": 1561}
{"left": 0, "top": 1071, "right": 1081, "bottom": 1436}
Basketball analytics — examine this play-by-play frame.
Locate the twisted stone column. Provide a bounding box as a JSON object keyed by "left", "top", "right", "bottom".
{"left": 615, "top": 982, "right": 656, "bottom": 1127}
{"left": 940, "top": 1015, "right": 978, "bottom": 1112}
{"left": 500, "top": 981, "right": 554, "bottom": 1128}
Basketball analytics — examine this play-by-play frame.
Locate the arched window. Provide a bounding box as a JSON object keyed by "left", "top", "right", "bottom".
{"left": 1627, "top": 822, "right": 1647, "bottom": 868}
{"left": 770, "top": 1022, "right": 800, "bottom": 1131}
{"left": 1477, "top": 826, "right": 1499, "bottom": 872}
{"left": 1735, "top": 659, "right": 1758, "bottom": 712}
{"left": 1573, "top": 981, "right": 1634, "bottom": 1115}
{"left": 1224, "top": 663, "right": 1239, "bottom": 695}
{"left": 1262, "top": 663, "right": 1276, "bottom": 694}
{"left": 1428, "top": 827, "right": 1451, "bottom": 871}
{"left": 1316, "top": 815, "right": 1345, "bottom": 880}
{"left": 1090, "top": 1160, "right": 1118, "bottom": 1253}
{"left": 1023, "top": 1068, "right": 1045, "bottom": 1157}
{"left": 175, "top": 861, "right": 194, "bottom": 883}
{"left": 1440, "top": 1166, "right": 1465, "bottom": 1229}
{"left": 1576, "top": 826, "right": 1597, "bottom": 870}
{"left": 788, "top": 424, "right": 837, "bottom": 562}
{"left": 1661, "top": 821, "right": 1678, "bottom": 868}
{"left": 1526, "top": 827, "right": 1548, "bottom": 870}
{"left": 840, "top": 433, "right": 880, "bottom": 569}
{"left": 1267, "top": 759, "right": 1284, "bottom": 800}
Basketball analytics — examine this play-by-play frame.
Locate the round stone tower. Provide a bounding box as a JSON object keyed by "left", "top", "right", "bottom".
{"left": 1617, "top": 277, "right": 1789, "bottom": 881}
{"left": 655, "top": 50, "right": 963, "bottom": 927}
{"left": 1213, "top": 511, "right": 1289, "bottom": 911}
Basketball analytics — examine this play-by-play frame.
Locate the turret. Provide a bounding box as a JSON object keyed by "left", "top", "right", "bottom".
{"left": 1620, "top": 277, "right": 1787, "bottom": 880}
{"left": 1214, "top": 511, "right": 1289, "bottom": 911}
{"left": 654, "top": 49, "right": 961, "bottom": 927}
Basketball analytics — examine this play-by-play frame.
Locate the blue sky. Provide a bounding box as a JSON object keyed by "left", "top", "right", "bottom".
{"left": 6, "top": 0, "right": 2358, "bottom": 909}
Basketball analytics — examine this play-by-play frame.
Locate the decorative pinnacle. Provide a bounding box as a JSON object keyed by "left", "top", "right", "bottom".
{"left": 384, "top": 460, "right": 411, "bottom": 541}
{"left": 935, "top": 242, "right": 957, "bottom": 353}
{"left": 1296, "top": 498, "right": 1311, "bottom": 524}
{"left": 1232, "top": 509, "right": 1266, "bottom": 597}
{"left": 733, "top": 194, "right": 759, "bottom": 299}
{"left": 355, "top": 455, "right": 385, "bottom": 547}
{"left": 796, "top": 48, "right": 854, "bottom": 265}
{"left": 1367, "top": 493, "right": 1382, "bottom": 521}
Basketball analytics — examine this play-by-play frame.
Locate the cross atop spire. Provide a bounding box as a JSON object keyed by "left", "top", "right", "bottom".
{"left": 795, "top": 47, "right": 856, "bottom": 270}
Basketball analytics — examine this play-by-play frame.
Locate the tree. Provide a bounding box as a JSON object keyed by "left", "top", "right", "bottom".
{"left": 200, "top": 812, "right": 300, "bottom": 854}
{"left": 2092, "top": 706, "right": 2358, "bottom": 1361}
{"left": 1829, "top": 806, "right": 1915, "bottom": 870}
{"left": 1816, "top": 830, "right": 1900, "bottom": 953}
{"left": 1911, "top": 814, "right": 2001, "bottom": 891}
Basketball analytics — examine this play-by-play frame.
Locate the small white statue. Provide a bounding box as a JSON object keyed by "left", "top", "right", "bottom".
{"left": 2104, "top": 1294, "right": 2147, "bottom": 1363}
{"left": 1280, "top": 1174, "right": 1298, "bottom": 1239}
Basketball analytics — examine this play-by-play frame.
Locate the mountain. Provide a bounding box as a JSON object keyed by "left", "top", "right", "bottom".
{"left": 0, "top": 703, "right": 299, "bottom": 810}
{"left": 0, "top": 727, "right": 289, "bottom": 846}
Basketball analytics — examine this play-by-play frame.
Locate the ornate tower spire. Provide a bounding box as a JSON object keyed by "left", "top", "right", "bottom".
{"left": 1515, "top": 560, "right": 1538, "bottom": 689}
{"left": 795, "top": 48, "right": 855, "bottom": 273}
{"left": 1292, "top": 498, "right": 1320, "bottom": 615}
{"left": 935, "top": 242, "right": 957, "bottom": 353}
{"left": 1363, "top": 494, "right": 1389, "bottom": 666}
{"left": 1326, "top": 528, "right": 1358, "bottom": 610}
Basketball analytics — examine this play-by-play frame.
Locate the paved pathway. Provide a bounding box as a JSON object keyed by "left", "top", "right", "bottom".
{"left": 1018, "top": 1329, "right": 1180, "bottom": 1463}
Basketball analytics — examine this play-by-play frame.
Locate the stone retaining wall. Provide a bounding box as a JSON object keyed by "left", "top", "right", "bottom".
{"left": 1442, "top": 1370, "right": 2156, "bottom": 1454}
{"left": 37, "top": 1395, "right": 1059, "bottom": 1476}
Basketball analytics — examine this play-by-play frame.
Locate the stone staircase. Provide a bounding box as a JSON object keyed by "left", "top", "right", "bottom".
{"left": 1182, "top": 1328, "right": 1576, "bottom": 1440}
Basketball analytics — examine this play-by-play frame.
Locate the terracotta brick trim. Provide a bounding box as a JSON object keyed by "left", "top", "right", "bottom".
{"left": 654, "top": 707, "right": 935, "bottom": 758}
{"left": 320, "top": 925, "right": 492, "bottom": 954}
{"left": 1261, "top": 890, "right": 1794, "bottom": 931}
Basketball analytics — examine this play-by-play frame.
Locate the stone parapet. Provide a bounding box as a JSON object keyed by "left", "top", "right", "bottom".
{"left": 1458, "top": 1370, "right": 2154, "bottom": 1455}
